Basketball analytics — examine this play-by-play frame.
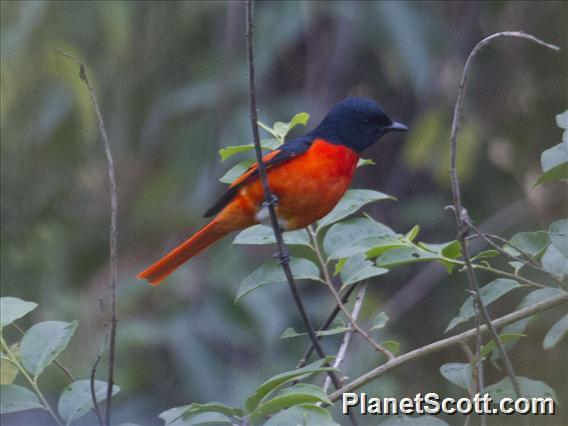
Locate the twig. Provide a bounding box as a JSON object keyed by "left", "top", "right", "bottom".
{"left": 323, "top": 283, "right": 368, "bottom": 393}
{"left": 328, "top": 291, "right": 568, "bottom": 402}
{"left": 448, "top": 32, "right": 559, "bottom": 400}
{"left": 58, "top": 49, "right": 119, "bottom": 426}
{"left": 244, "top": 0, "right": 340, "bottom": 390}
{"left": 466, "top": 224, "right": 566, "bottom": 287}
{"left": 308, "top": 226, "right": 394, "bottom": 359}
{"left": 296, "top": 284, "right": 358, "bottom": 368}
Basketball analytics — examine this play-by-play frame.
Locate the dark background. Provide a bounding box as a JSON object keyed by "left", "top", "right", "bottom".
{"left": 1, "top": 1, "right": 566, "bottom": 425}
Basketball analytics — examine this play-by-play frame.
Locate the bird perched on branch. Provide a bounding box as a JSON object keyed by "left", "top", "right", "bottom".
{"left": 138, "top": 97, "right": 407, "bottom": 284}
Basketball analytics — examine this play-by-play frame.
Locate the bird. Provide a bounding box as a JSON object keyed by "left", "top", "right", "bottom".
{"left": 137, "top": 97, "right": 408, "bottom": 285}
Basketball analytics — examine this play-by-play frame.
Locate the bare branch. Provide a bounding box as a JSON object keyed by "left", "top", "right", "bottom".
{"left": 448, "top": 31, "right": 559, "bottom": 400}
{"left": 58, "top": 49, "right": 118, "bottom": 426}
{"left": 296, "top": 284, "right": 358, "bottom": 368}
{"left": 328, "top": 291, "right": 568, "bottom": 402}
{"left": 323, "top": 283, "right": 368, "bottom": 393}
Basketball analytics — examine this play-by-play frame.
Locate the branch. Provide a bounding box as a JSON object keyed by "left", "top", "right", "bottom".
{"left": 58, "top": 49, "right": 119, "bottom": 426}
{"left": 323, "top": 283, "right": 368, "bottom": 393}
{"left": 328, "top": 291, "right": 568, "bottom": 402}
{"left": 308, "top": 226, "right": 394, "bottom": 359}
{"left": 448, "top": 31, "right": 559, "bottom": 400}
{"left": 296, "top": 284, "right": 358, "bottom": 368}
{"left": 243, "top": 0, "right": 340, "bottom": 390}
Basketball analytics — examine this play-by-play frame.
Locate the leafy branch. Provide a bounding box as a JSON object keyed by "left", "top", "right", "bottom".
{"left": 448, "top": 31, "right": 560, "bottom": 400}
{"left": 327, "top": 291, "right": 568, "bottom": 402}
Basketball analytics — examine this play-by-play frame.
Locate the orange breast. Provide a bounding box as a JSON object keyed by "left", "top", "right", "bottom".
{"left": 217, "top": 139, "right": 359, "bottom": 231}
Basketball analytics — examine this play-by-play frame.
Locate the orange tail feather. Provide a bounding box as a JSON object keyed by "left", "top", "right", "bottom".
{"left": 137, "top": 219, "right": 228, "bottom": 285}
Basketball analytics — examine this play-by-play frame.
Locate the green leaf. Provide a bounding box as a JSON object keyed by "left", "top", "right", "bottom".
{"left": 471, "top": 249, "right": 500, "bottom": 261}
{"left": 20, "top": 320, "right": 77, "bottom": 378}
{"left": 404, "top": 225, "right": 420, "bottom": 241}
{"left": 160, "top": 405, "right": 190, "bottom": 425}
{"left": 233, "top": 225, "right": 311, "bottom": 247}
{"left": 502, "top": 231, "right": 550, "bottom": 258}
{"left": 280, "top": 323, "right": 348, "bottom": 339}
{"left": 250, "top": 384, "right": 331, "bottom": 422}
{"left": 496, "top": 288, "right": 567, "bottom": 357}
{"left": 317, "top": 190, "right": 395, "bottom": 230}
{"left": 219, "top": 160, "right": 253, "bottom": 184}
{"left": 244, "top": 358, "right": 335, "bottom": 413}
{"left": 288, "top": 112, "right": 310, "bottom": 131}
{"left": 536, "top": 139, "right": 568, "bottom": 185}
{"left": 445, "top": 279, "right": 521, "bottom": 333}
{"left": 557, "top": 110, "right": 568, "bottom": 129}
{"left": 376, "top": 247, "right": 441, "bottom": 268}
{"left": 480, "top": 333, "right": 526, "bottom": 358}
{"left": 58, "top": 380, "right": 120, "bottom": 424}
{"left": 272, "top": 113, "right": 310, "bottom": 141}
{"left": 323, "top": 217, "right": 395, "bottom": 257}
{"left": 218, "top": 139, "right": 280, "bottom": 162}
{"left": 357, "top": 158, "right": 375, "bottom": 167}
{"left": 1, "top": 350, "right": 19, "bottom": 385}
{"left": 328, "top": 235, "right": 405, "bottom": 261}
{"left": 235, "top": 258, "right": 322, "bottom": 302}
{"left": 381, "top": 415, "right": 449, "bottom": 425}
{"left": 508, "top": 261, "right": 524, "bottom": 274}
{"left": 0, "top": 297, "right": 38, "bottom": 328}
{"left": 381, "top": 340, "right": 400, "bottom": 355}
{"left": 549, "top": 219, "right": 568, "bottom": 257}
{"left": 370, "top": 312, "right": 389, "bottom": 331}
{"left": 182, "top": 412, "right": 233, "bottom": 425}
{"left": 486, "top": 377, "right": 557, "bottom": 402}
{"left": 219, "top": 145, "right": 257, "bottom": 162}
{"left": 536, "top": 162, "right": 568, "bottom": 185}
{"left": 264, "top": 404, "right": 338, "bottom": 426}
{"left": 439, "top": 362, "right": 472, "bottom": 389}
{"left": 333, "top": 258, "right": 347, "bottom": 275}
{"left": 440, "top": 241, "right": 462, "bottom": 259}
{"left": 541, "top": 141, "right": 568, "bottom": 173}
{"left": 159, "top": 402, "right": 242, "bottom": 425}
{"left": 541, "top": 244, "right": 568, "bottom": 278}
{"left": 339, "top": 253, "right": 389, "bottom": 288}
{"left": 0, "top": 384, "right": 43, "bottom": 414}
{"left": 543, "top": 314, "right": 568, "bottom": 350}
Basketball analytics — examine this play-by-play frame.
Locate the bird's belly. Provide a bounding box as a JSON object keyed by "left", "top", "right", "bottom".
{"left": 228, "top": 140, "right": 359, "bottom": 231}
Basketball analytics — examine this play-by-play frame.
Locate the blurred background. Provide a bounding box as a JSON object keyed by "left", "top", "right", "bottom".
{"left": 1, "top": 1, "right": 566, "bottom": 425}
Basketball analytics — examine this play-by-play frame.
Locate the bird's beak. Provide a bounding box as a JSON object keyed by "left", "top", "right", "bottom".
{"left": 387, "top": 121, "right": 409, "bottom": 132}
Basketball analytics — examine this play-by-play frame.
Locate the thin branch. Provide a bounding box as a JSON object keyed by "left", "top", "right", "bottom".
{"left": 308, "top": 226, "right": 394, "bottom": 359}
{"left": 466, "top": 223, "right": 566, "bottom": 287}
{"left": 296, "top": 284, "right": 358, "bottom": 369}
{"left": 448, "top": 32, "right": 559, "bottom": 400}
{"left": 58, "top": 49, "right": 119, "bottom": 426}
{"left": 323, "top": 283, "right": 368, "bottom": 393}
{"left": 244, "top": 0, "right": 340, "bottom": 390}
{"left": 328, "top": 291, "right": 568, "bottom": 402}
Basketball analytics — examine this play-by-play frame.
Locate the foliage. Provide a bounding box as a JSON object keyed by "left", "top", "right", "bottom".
{"left": 0, "top": 297, "right": 118, "bottom": 425}
{"left": 1, "top": 2, "right": 567, "bottom": 425}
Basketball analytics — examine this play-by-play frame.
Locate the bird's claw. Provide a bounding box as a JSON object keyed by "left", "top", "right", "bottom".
{"left": 262, "top": 194, "right": 279, "bottom": 208}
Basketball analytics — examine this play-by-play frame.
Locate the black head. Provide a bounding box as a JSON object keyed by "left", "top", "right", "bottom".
{"left": 309, "top": 97, "right": 408, "bottom": 153}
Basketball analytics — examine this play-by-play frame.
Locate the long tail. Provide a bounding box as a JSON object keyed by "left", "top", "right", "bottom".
{"left": 137, "top": 219, "right": 228, "bottom": 285}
